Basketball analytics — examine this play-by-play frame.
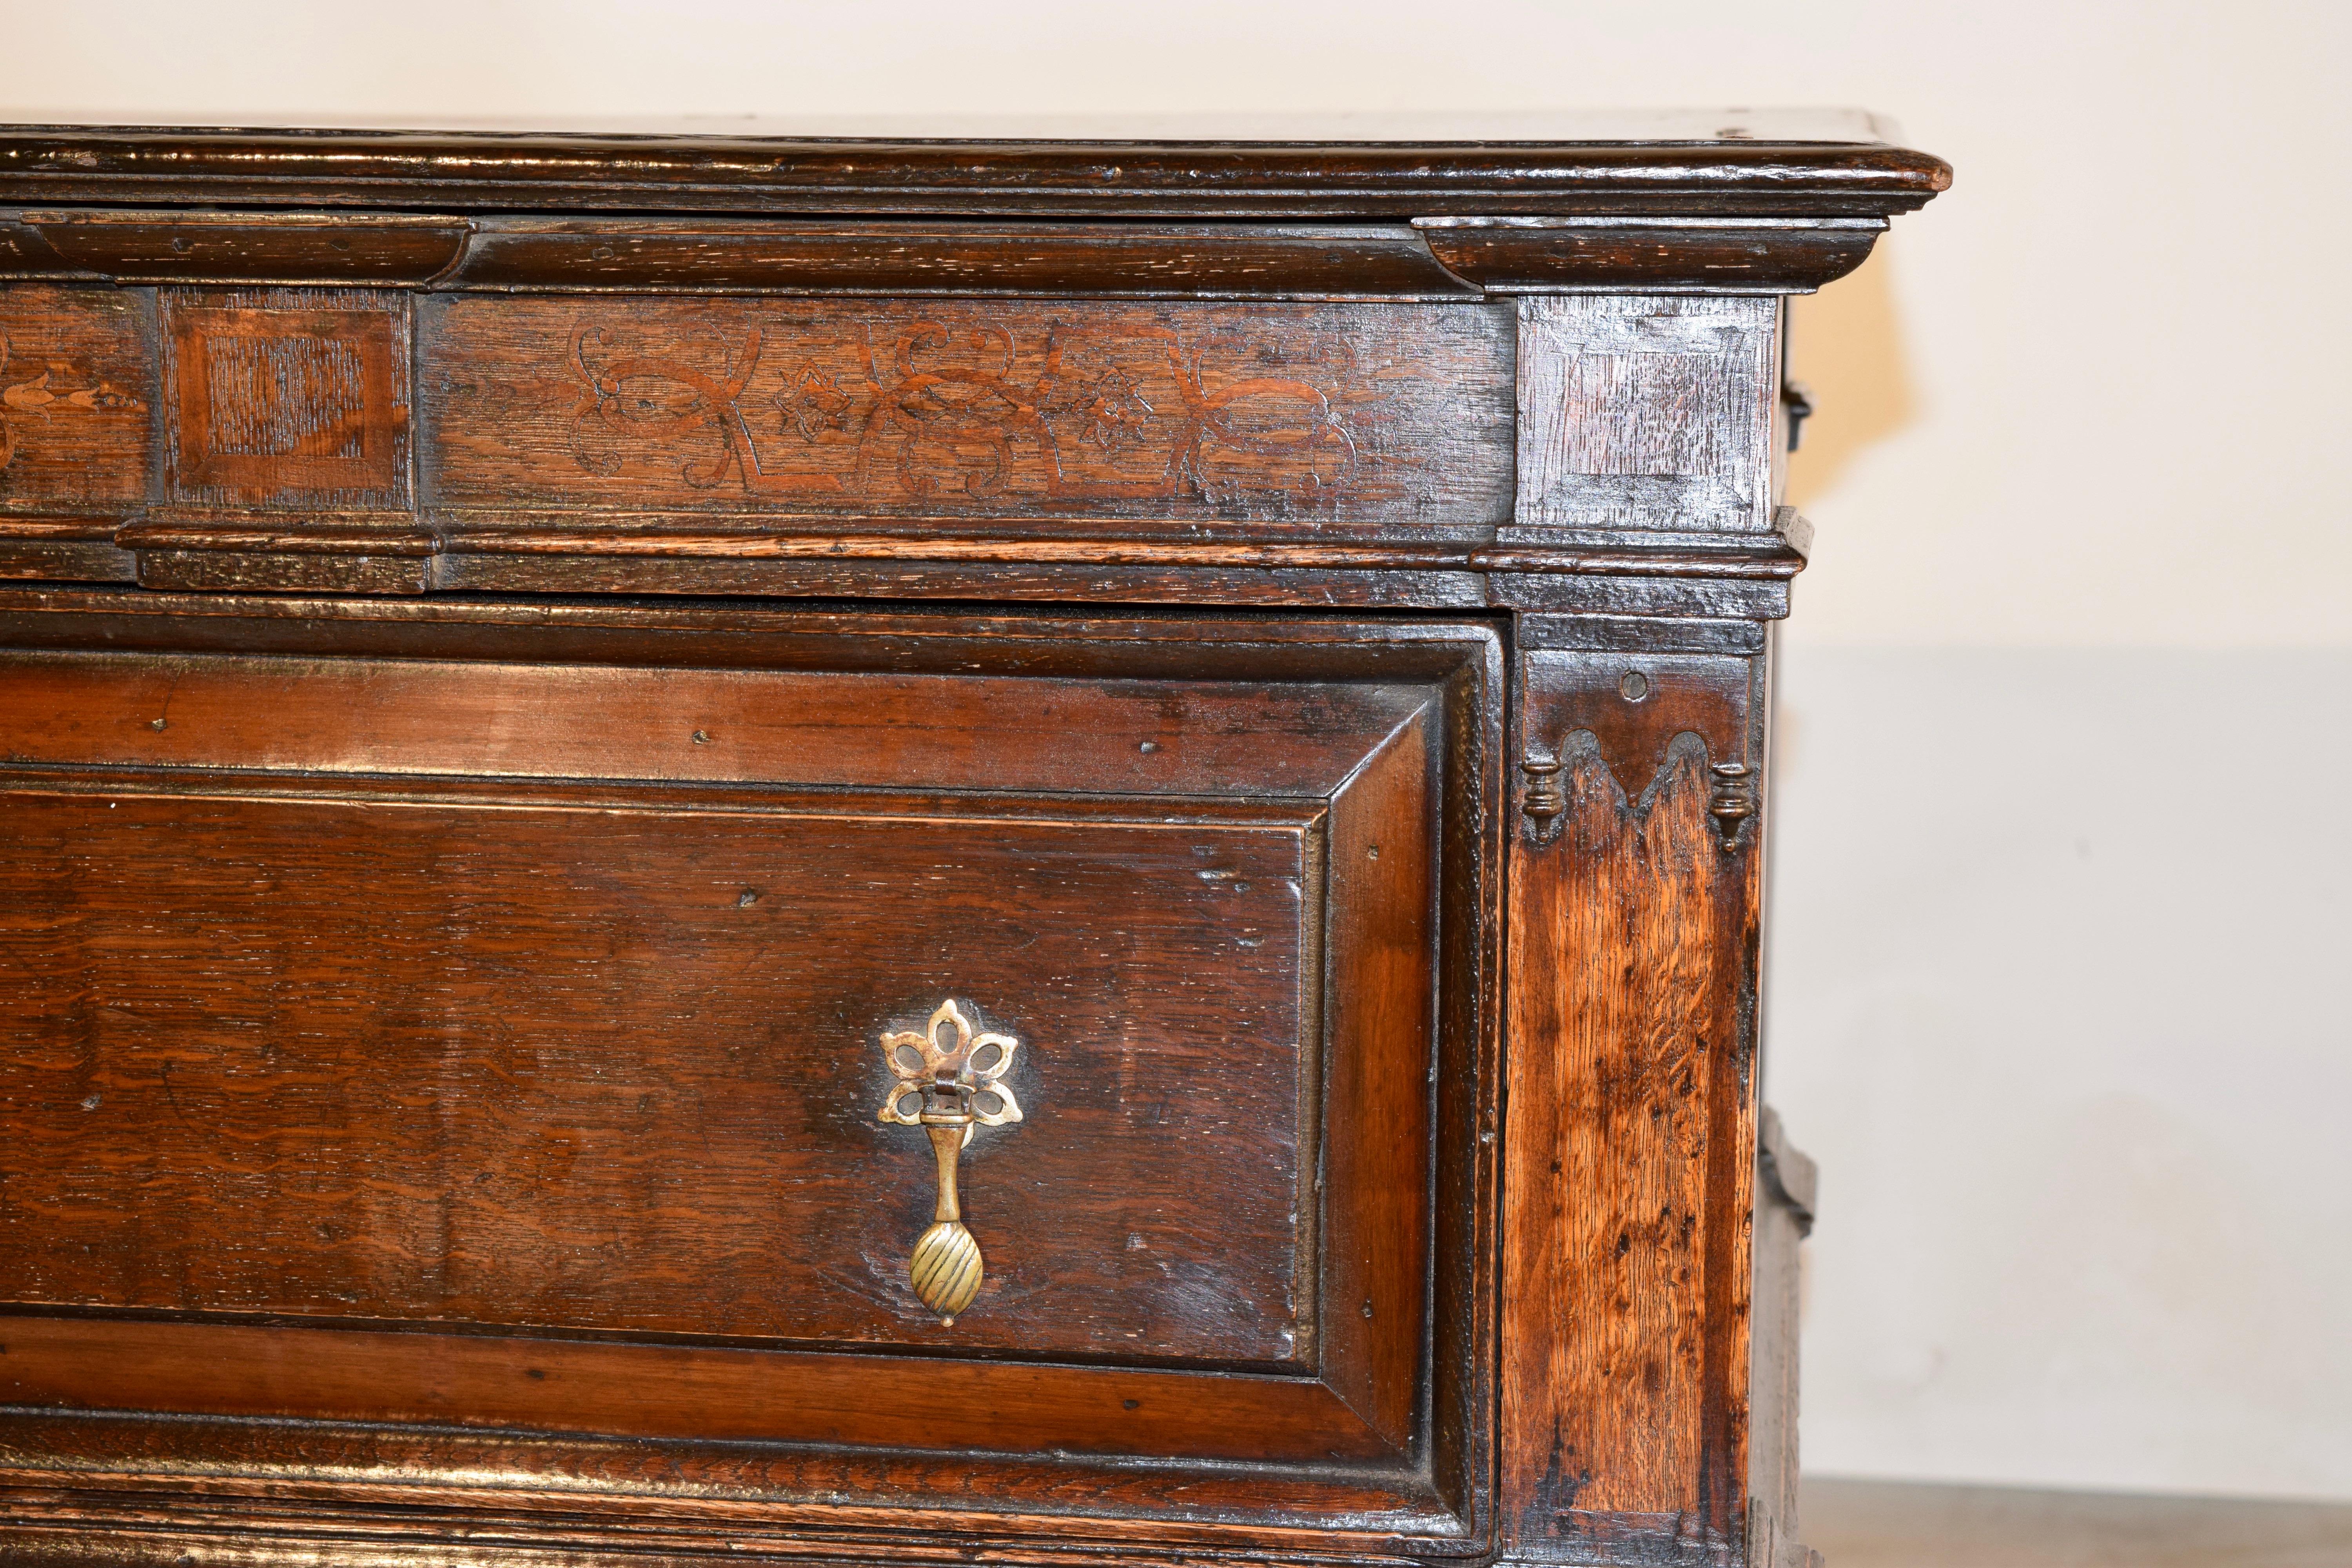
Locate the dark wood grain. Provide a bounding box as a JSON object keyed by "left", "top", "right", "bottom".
{"left": 1317, "top": 708, "right": 1436, "bottom": 1449}
{"left": 0, "top": 128, "right": 1953, "bottom": 220}
{"left": 0, "top": 283, "right": 153, "bottom": 510}
{"left": 0, "top": 782, "right": 1319, "bottom": 1363}
{"left": 8, "top": 210, "right": 472, "bottom": 285}
{"left": 0, "top": 599, "right": 1499, "bottom": 1559}
{"left": 1514, "top": 295, "right": 1780, "bottom": 537}
{"left": 0, "top": 214, "right": 1896, "bottom": 297}
{"left": 1417, "top": 217, "right": 1887, "bottom": 294}
{"left": 452, "top": 219, "right": 1480, "bottom": 297}
{"left": 0, "top": 1316, "right": 1402, "bottom": 1461}
{"left": 423, "top": 295, "right": 1512, "bottom": 525}
{"left": 161, "top": 287, "right": 411, "bottom": 511}
{"left": 0, "top": 118, "right": 1949, "bottom": 1568}
{"left": 0, "top": 646, "right": 1431, "bottom": 793}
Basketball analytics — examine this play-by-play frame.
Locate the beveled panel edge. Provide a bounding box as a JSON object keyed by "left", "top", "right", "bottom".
{"left": 0, "top": 129, "right": 1952, "bottom": 220}
{"left": 5, "top": 212, "right": 1903, "bottom": 295}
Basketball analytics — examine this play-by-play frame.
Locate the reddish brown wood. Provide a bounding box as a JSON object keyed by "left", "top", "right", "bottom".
{"left": 0, "top": 783, "right": 1320, "bottom": 1363}
{"left": 1317, "top": 708, "right": 1436, "bottom": 1449}
{"left": 0, "top": 646, "right": 1431, "bottom": 792}
{"left": 0, "top": 1317, "right": 1397, "bottom": 1461}
{"left": 1499, "top": 646, "right": 1763, "bottom": 1565}
{"left": 0, "top": 283, "right": 152, "bottom": 509}
{"left": 0, "top": 600, "right": 1499, "bottom": 1559}
{"left": 162, "top": 287, "right": 412, "bottom": 510}
{"left": 0, "top": 119, "right": 1949, "bottom": 1568}
{"left": 423, "top": 295, "right": 1512, "bottom": 525}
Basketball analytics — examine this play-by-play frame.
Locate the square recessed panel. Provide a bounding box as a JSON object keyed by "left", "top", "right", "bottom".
{"left": 1514, "top": 295, "right": 1775, "bottom": 533}
{"left": 164, "top": 290, "right": 410, "bottom": 508}
{"left": 1557, "top": 353, "right": 1723, "bottom": 477}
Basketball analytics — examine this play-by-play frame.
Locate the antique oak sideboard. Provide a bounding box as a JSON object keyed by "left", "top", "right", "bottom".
{"left": 0, "top": 117, "right": 1945, "bottom": 1567}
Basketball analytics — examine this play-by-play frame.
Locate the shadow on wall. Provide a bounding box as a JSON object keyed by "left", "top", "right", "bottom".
{"left": 1786, "top": 245, "right": 1916, "bottom": 512}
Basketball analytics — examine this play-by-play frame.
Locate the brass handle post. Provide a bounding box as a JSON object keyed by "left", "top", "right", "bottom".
{"left": 878, "top": 1000, "right": 1022, "bottom": 1325}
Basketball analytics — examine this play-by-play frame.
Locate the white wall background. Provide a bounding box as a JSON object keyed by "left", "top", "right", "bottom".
{"left": 5, "top": 0, "right": 2346, "bottom": 1503}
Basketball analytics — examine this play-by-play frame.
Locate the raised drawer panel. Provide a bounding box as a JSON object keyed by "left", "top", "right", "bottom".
{"left": 0, "top": 606, "right": 1498, "bottom": 1542}
{"left": 1, "top": 783, "right": 1314, "bottom": 1363}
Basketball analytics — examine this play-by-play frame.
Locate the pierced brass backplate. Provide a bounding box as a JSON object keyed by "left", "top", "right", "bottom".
{"left": 877, "top": 999, "right": 1023, "bottom": 1325}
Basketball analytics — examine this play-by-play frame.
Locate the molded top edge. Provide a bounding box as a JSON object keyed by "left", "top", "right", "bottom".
{"left": 0, "top": 118, "right": 1953, "bottom": 219}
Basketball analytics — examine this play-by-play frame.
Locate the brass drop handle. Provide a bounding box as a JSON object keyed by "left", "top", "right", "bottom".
{"left": 877, "top": 1000, "right": 1023, "bottom": 1325}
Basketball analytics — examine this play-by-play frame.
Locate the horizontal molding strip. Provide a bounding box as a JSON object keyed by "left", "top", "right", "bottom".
{"left": 3, "top": 211, "right": 1894, "bottom": 294}
{"left": 43, "top": 514, "right": 1813, "bottom": 579}
{"left": 0, "top": 129, "right": 1953, "bottom": 220}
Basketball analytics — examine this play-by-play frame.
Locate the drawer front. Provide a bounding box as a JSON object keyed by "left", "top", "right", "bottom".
{"left": 0, "top": 601, "right": 1497, "bottom": 1549}
{"left": 4, "top": 779, "right": 1314, "bottom": 1364}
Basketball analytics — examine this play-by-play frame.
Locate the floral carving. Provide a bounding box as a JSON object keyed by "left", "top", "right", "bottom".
{"left": 558, "top": 312, "right": 1385, "bottom": 507}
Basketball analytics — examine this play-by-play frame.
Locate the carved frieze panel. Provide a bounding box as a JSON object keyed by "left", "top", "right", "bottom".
{"left": 162, "top": 288, "right": 412, "bottom": 510}
{"left": 1514, "top": 294, "right": 1778, "bottom": 536}
{"left": 422, "top": 297, "right": 1514, "bottom": 524}
{"left": 0, "top": 284, "right": 152, "bottom": 509}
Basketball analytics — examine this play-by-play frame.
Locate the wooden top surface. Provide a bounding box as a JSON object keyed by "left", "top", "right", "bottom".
{"left": 0, "top": 111, "right": 1949, "bottom": 218}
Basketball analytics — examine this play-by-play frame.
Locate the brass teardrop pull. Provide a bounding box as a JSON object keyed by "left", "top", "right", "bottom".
{"left": 877, "top": 1000, "right": 1023, "bottom": 1325}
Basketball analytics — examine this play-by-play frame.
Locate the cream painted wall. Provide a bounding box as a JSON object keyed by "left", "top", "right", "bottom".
{"left": 5, "top": 0, "right": 2346, "bottom": 1502}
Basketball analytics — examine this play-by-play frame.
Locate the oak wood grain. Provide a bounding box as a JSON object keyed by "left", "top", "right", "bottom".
{"left": 0, "top": 781, "right": 1318, "bottom": 1363}
{"left": 0, "top": 283, "right": 153, "bottom": 511}
{"left": 160, "top": 288, "right": 411, "bottom": 511}
{"left": 0, "top": 601, "right": 1499, "bottom": 1558}
{"left": 0, "top": 117, "right": 1953, "bottom": 1567}
{"left": 1514, "top": 296, "right": 1779, "bottom": 537}
{"left": 1500, "top": 646, "right": 1763, "bottom": 1566}
{"left": 422, "top": 296, "right": 1512, "bottom": 526}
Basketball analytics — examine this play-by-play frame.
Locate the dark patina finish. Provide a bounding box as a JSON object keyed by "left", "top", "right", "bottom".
{"left": 0, "top": 118, "right": 1946, "bottom": 1568}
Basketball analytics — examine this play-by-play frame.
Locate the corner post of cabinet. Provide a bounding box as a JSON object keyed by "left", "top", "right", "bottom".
{"left": 1492, "top": 288, "right": 1795, "bottom": 1567}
